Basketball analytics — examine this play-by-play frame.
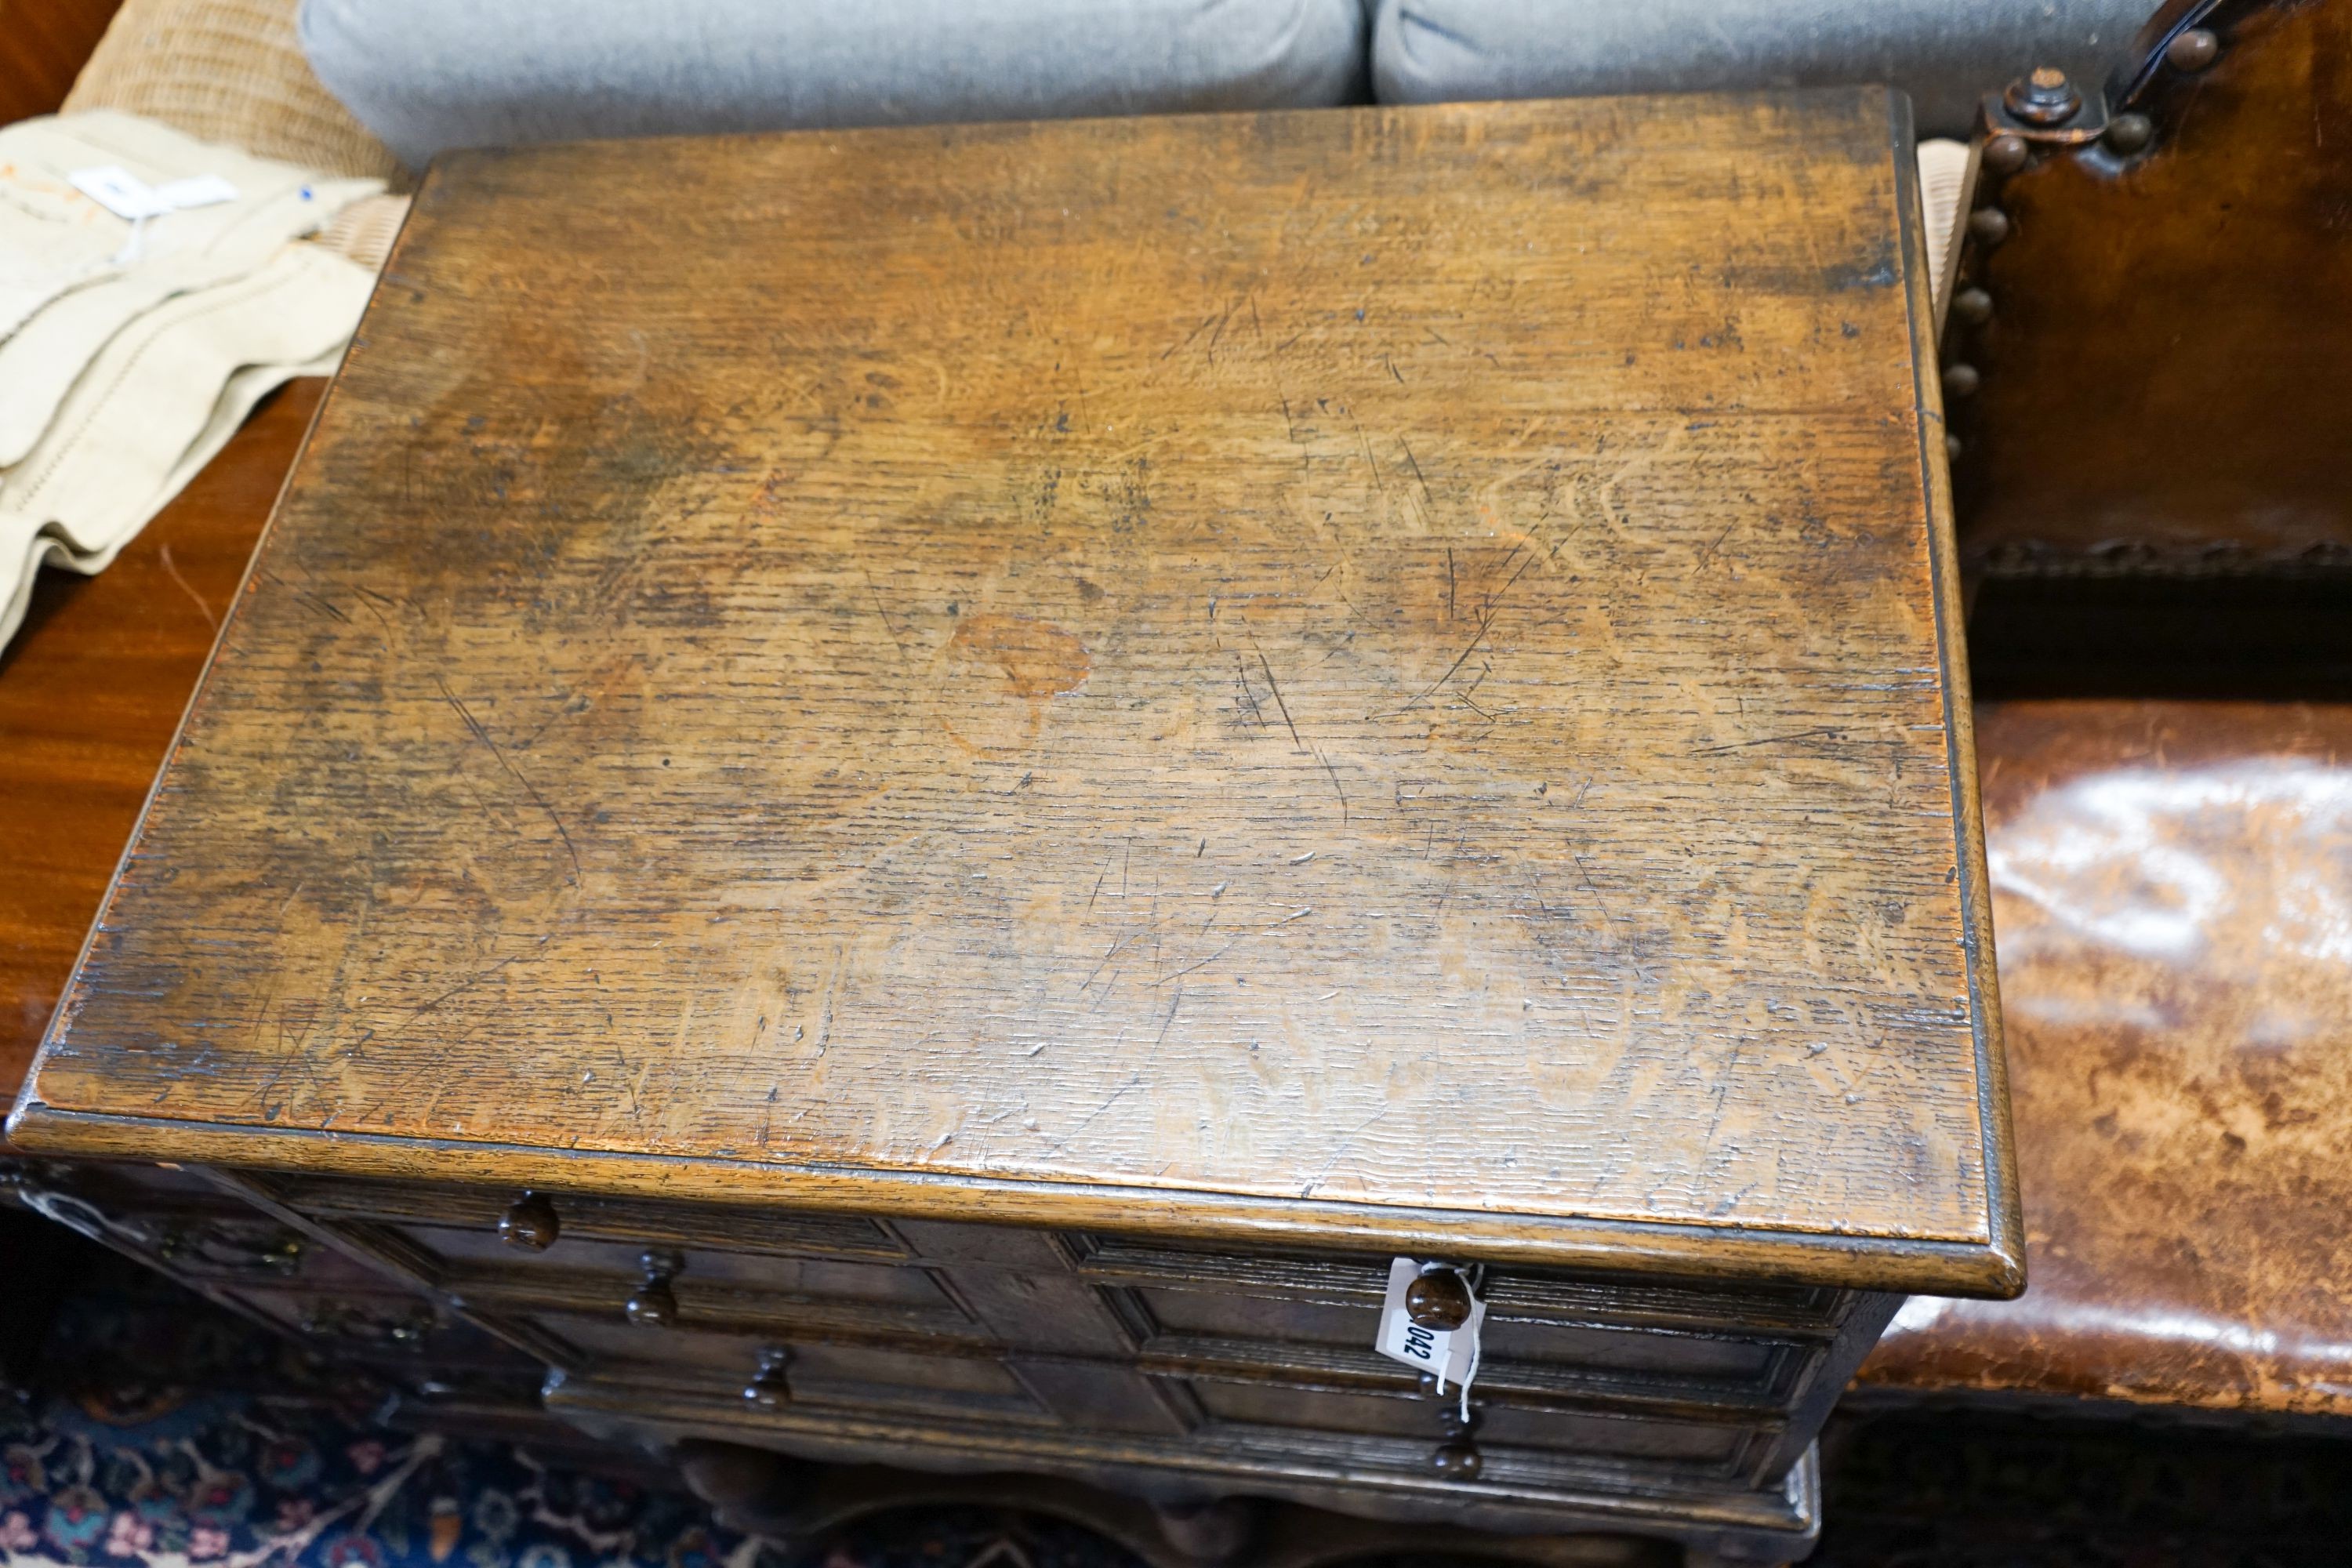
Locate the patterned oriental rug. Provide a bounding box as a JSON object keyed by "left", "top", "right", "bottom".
{"left": 4, "top": 1257, "right": 2350, "bottom": 1568}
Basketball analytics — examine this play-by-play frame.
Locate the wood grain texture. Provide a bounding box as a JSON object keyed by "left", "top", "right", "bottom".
{"left": 12, "top": 95, "right": 2013, "bottom": 1288}
{"left": 0, "top": 0, "right": 123, "bottom": 124}
{"left": 0, "top": 379, "right": 323, "bottom": 1116}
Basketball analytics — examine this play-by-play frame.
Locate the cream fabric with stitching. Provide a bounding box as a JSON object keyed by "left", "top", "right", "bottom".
{"left": 0, "top": 112, "right": 379, "bottom": 465}
{"left": 0, "top": 111, "right": 372, "bottom": 341}
{"left": 0, "top": 241, "right": 372, "bottom": 652}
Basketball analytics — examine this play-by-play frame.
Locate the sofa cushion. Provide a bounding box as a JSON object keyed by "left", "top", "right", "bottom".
{"left": 299, "top": 0, "right": 1370, "bottom": 170}
{"left": 1371, "top": 0, "right": 2150, "bottom": 137}
{"left": 66, "top": 0, "right": 402, "bottom": 183}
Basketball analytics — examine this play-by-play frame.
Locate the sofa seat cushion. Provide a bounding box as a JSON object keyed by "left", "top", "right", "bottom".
{"left": 299, "top": 0, "right": 1370, "bottom": 170}
{"left": 1371, "top": 0, "right": 2149, "bottom": 137}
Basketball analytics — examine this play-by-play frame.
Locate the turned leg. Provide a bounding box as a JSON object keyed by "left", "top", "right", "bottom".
{"left": 674, "top": 1439, "right": 818, "bottom": 1541}
{"left": 1149, "top": 1497, "right": 1260, "bottom": 1564}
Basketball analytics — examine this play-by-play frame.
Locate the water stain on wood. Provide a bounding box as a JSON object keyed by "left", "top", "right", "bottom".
{"left": 947, "top": 614, "right": 1091, "bottom": 699}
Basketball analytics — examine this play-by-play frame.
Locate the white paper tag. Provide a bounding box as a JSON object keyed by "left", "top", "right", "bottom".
{"left": 153, "top": 174, "right": 241, "bottom": 211}
{"left": 1374, "top": 1256, "right": 1485, "bottom": 1402}
{"left": 68, "top": 165, "right": 239, "bottom": 221}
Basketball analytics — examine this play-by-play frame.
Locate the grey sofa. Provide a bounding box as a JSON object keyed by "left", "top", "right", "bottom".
{"left": 303, "top": 0, "right": 2154, "bottom": 169}
{"left": 1374, "top": 0, "right": 2150, "bottom": 137}
{"left": 300, "top": 0, "right": 1372, "bottom": 169}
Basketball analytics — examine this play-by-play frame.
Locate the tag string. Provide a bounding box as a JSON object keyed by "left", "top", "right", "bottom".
{"left": 111, "top": 212, "right": 149, "bottom": 266}
{"left": 1424, "top": 1261, "right": 1485, "bottom": 1424}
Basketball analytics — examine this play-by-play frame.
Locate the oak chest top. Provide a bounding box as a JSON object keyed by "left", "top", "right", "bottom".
{"left": 12, "top": 91, "right": 2017, "bottom": 1294}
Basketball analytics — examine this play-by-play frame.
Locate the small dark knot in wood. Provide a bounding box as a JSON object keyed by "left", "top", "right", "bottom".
{"left": 627, "top": 1247, "right": 685, "bottom": 1327}
{"left": 1405, "top": 1269, "right": 1474, "bottom": 1330}
{"left": 498, "top": 1191, "right": 560, "bottom": 1250}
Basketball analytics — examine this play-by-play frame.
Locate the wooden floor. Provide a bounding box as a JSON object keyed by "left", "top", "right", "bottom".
{"left": 0, "top": 379, "right": 325, "bottom": 1109}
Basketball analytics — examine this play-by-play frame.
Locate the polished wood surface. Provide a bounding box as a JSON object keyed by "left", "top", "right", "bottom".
{"left": 0, "top": 379, "right": 325, "bottom": 1113}
{"left": 12, "top": 93, "right": 2013, "bottom": 1293}
{"left": 1860, "top": 700, "right": 2352, "bottom": 1416}
{"left": 0, "top": 0, "right": 122, "bottom": 124}
{"left": 1943, "top": 0, "right": 2352, "bottom": 577}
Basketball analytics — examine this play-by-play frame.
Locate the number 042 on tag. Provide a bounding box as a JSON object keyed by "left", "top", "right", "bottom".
{"left": 1374, "top": 1257, "right": 1483, "bottom": 1388}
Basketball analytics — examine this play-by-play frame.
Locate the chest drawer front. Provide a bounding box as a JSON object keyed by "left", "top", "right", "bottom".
{"left": 254, "top": 1174, "right": 907, "bottom": 1261}
{"left": 230, "top": 1286, "right": 532, "bottom": 1370}
{"left": 398, "top": 1223, "right": 949, "bottom": 1304}
{"left": 529, "top": 1312, "right": 1048, "bottom": 1423}
{"left": 547, "top": 1365, "right": 1790, "bottom": 1507}
{"left": 1116, "top": 1285, "right": 1812, "bottom": 1416}
{"left": 1184, "top": 1377, "right": 1755, "bottom": 1472}
{"left": 1071, "top": 1236, "right": 1851, "bottom": 1338}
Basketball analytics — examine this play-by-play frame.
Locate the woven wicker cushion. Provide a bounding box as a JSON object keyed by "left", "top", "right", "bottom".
{"left": 1370, "top": 0, "right": 2150, "bottom": 138}
{"left": 64, "top": 0, "right": 399, "bottom": 182}
{"left": 297, "top": 0, "right": 1370, "bottom": 169}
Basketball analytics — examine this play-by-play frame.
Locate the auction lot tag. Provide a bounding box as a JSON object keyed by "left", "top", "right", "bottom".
{"left": 69, "top": 165, "right": 239, "bottom": 220}
{"left": 1374, "top": 1256, "right": 1485, "bottom": 1395}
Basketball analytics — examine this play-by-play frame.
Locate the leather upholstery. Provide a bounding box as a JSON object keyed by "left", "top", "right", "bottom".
{"left": 1860, "top": 701, "right": 2352, "bottom": 1416}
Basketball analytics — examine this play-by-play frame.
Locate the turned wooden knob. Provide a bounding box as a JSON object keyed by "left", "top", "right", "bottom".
{"left": 626, "top": 1248, "right": 684, "bottom": 1327}
{"left": 742, "top": 1346, "right": 792, "bottom": 1409}
{"left": 1405, "top": 1269, "right": 1473, "bottom": 1330}
{"left": 1431, "top": 1440, "right": 1483, "bottom": 1480}
{"left": 499, "top": 1191, "right": 560, "bottom": 1250}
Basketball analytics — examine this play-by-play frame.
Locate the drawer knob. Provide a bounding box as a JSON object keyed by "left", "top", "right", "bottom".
{"left": 626, "top": 1248, "right": 685, "bottom": 1327}
{"left": 742, "top": 1346, "right": 792, "bottom": 1409}
{"left": 1430, "top": 1440, "right": 1483, "bottom": 1481}
{"left": 1404, "top": 1269, "right": 1473, "bottom": 1330}
{"left": 499, "top": 1192, "right": 561, "bottom": 1250}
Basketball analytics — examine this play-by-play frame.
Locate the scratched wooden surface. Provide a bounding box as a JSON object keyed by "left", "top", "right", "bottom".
{"left": 12, "top": 93, "right": 2011, "bottom": 1277}
{"left": 0, "top": 379, "right": 325, "bottom": 1119}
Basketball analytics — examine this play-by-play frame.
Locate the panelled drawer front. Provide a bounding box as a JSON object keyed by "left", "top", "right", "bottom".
{"left": 1134, "top": 1287, "right": 1782, "bottom": 1381}
{"left": 1091, "top": 1247, "right": 1822, "bottom": 1413}
{"left": 370, "top": 1228, "right": 985, "bottom": 1346}
{"left": 241, "top": 1171, "right": 1824, "bottom": 1468}
{"left": 547, "top": 1369, "right": 1784, "bottom": 1508}
{"left": 11, "top": 1165, "right": 383, "bottom": 1292}
{"left": 1070, "top": 1235, "right": 1850, "bottom": 1337}
{"left": 256, "top": 1177, "right": 977, "bottom": 1341}
{"left": 231, "top": 1287, "right": 531, "bottom": 1370}
{"left": 530, "top": 1312, "right": 1048, "bottom": 1423}
{"left": 138, "top": 1210, "right": 389, "bottom": 1292}
{"left": 404, "top": 1224, "right": 949, "bottom": 1304}
{"left": 258, "top": 1174, "right": 908, "bottom": 1261}
{"left": 1185, "top": 1378, "right": 1751, "bottom": 1469}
